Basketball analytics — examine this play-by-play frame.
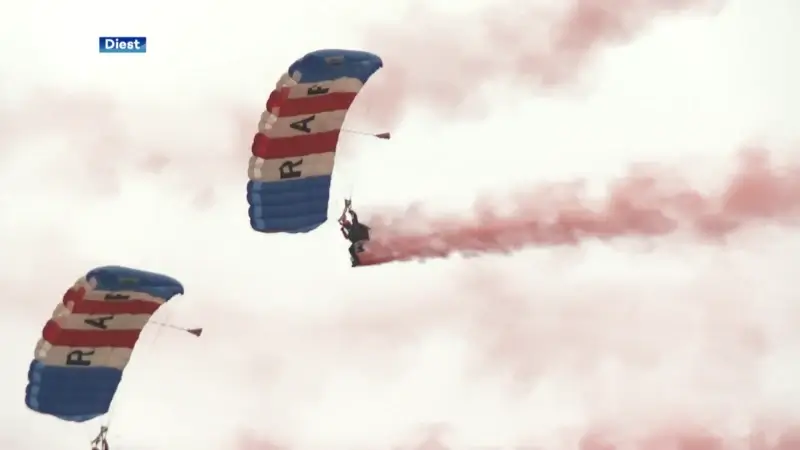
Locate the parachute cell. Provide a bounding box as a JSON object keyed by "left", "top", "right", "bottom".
{"left": 24, "top": 266, "right": 184, "bottom": 422}
{"left": 247, "top": 49, "right": 383, "bottom": 233}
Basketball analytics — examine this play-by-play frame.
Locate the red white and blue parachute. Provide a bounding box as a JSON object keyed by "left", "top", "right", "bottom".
{"left": 247, "top": 49, "right": 384, "bottom": 233}
{"left": 24, "top": 266, "right": 185, "bottom": 422}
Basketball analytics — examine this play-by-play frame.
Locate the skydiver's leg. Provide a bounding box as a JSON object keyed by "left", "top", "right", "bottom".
{"left": 349, "top": 244, "right": 359, "bottom": 266}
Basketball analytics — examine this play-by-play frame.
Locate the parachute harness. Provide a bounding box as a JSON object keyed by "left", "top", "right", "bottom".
{"left": 90, "top": 425, "right": 108, "bottom": 449}
{"left": 339, "top": 199, "right": 353, "bottom": 225}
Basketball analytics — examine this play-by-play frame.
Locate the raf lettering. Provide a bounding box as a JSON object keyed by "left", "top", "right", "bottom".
{"left": 289, "top": 115, "right": 315, "bottom": 133}
{"left": 84, "top": 315, "right": 114, "bottom": 330}
{"left": 279, "top": 160, "right": 303, "bottom": 179}
{"left": 65, "top": 349, "right": 95, "bottom": 366}
{"left": 280, "top": 115, "right": 315, "bottom": 179}
{"left": 68, "top": 313, "right": 117, "bottom": 366}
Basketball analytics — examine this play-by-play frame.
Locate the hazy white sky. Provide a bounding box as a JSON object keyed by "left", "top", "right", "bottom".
{"left": 0, "top": 0, "right": 798, "bottom": 449}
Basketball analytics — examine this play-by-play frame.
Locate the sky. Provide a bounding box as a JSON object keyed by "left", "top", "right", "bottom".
{"left": 1, "top": 0, "right": 799, "bottom": 449}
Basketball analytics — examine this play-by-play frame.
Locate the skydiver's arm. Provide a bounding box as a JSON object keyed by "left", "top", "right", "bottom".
{"left": 340, "top": 227, "right": 348, "bottom": 238}
{"left": 349, "top": 210, "right": 359, "bottom": 223}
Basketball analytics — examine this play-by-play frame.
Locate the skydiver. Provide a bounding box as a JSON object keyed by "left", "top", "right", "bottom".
{"left": 91, "top": 425, "right": 109, "bottom": 450}
{"left": 340, "top": 209, "right": 370, "bottom": 243}
{"left": 339, "top": 200, "right": 370, "bottom": 265}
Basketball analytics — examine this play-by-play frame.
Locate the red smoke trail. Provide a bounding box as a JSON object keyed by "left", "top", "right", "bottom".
{"left": 358, "top": 0, "right": 721, "bottom": 126}
{"left": 358, "top": 149, "right": 800, "bottom": 265}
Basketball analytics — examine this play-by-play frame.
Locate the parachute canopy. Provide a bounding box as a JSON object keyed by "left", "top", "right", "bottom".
{"left": 247, "top": 49, "right": 383, "bottom": 233}
{"left": 25, "top": 266, "right": 184, "bottom": 422}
